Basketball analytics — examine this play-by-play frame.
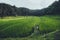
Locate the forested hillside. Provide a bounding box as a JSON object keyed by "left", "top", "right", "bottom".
{"left": 0, "top": 0, "right": 60, "bottom": 18}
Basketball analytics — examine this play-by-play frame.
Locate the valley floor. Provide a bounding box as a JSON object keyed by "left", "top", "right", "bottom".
{"left": 0, "top": 15, "right": 60, "bottom": 40}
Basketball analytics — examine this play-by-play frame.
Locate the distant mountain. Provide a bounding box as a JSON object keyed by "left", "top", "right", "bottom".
{"left": 43, "top": 1, "right": 60, "bottom": 15}
{"left": 0, "top": 1, "right": 60, "bottom": 18}
{"left": 0, "top": 3, "right": 17, "bottom": 18}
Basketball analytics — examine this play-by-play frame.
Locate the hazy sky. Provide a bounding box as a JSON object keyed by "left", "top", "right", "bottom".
{"left": 0, "top": 0, "right": 58, "bottom": 9}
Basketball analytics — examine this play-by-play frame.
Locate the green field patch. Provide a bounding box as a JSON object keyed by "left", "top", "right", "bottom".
{"left": 0, "top": 16, "right": 60, "bottom": 37}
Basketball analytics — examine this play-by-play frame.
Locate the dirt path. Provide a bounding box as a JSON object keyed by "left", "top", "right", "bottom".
{"left": 41, "top": 30, "right": 59, "bottom": 37}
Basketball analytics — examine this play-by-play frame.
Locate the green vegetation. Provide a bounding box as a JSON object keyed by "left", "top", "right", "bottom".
{"left": 0, "top": 16, "right": 60, "bottom": 40}
{"left": 0, "top": 1, "right": 60, "bottom": 40}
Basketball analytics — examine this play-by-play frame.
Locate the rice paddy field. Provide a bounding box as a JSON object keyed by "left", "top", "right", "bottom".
{"left": 0, "top": 15, "right": 60, "bottom": 40}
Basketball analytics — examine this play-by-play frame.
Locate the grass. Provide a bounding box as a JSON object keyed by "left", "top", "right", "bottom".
{"left": 0, "top": 15, "right": 60, "bottom": 40}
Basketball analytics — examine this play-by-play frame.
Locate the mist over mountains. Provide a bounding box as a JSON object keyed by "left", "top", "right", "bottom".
{"left": 0, "top": 0, "right": 60, "bottom": 18}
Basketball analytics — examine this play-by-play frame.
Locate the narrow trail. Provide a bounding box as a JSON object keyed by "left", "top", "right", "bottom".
{"left": 41, "top": 30, "right": 59, "bottom": 37}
